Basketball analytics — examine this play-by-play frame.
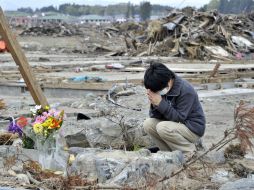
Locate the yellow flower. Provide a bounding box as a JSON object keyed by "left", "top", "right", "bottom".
{"left": 45, "top": 105, "right": 50, "bottom": 110}
{"left": 41, "top": 117, "right": 53, "bottom": 128}
{"left": 33, "top": 123, "right": 43, "bottom": 134}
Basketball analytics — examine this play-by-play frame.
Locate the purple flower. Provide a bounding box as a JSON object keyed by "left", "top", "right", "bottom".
{"left": 8, "top": 121, "right": 23, "bottom": 137}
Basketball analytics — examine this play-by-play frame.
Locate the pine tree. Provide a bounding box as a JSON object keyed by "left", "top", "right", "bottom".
{"left": 140, "top": 1, "right": 152, "bottom": 21}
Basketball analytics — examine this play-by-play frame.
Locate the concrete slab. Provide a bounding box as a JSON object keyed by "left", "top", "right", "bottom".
{"left": 199, "top": 88, "right": 254, "bottom": 98}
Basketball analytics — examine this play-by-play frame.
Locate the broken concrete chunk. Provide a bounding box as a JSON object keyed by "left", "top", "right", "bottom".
{"left": 115, "top": 90, "right": 135, "bottom": 97}
{"left": 163, "top": 15, "right": 185, "bottom": 31}
{"left": 244, "top": 30, "right": 254, "bottom": 39}
{"left": 204, "top": 46, "right": 230, "bottom": 57}
{"left": 210, "top": 169, "right": 231, "bottom": 184}
{"left": 16, "top": 174, "right": 30, "bottom": 185}
{"left": 232, "top": 36, "right": 254, "bottom": 48}
{"left": 70, "top": 148, "right": 182, "bottom": 187}
{"left": 65, "top": 133, "right": 90, "bottom": 148}
{"left": 219, "top": 178, "right": 254, "bottom": 190}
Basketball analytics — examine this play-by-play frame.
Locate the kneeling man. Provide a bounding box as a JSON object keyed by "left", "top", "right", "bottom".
{"left": 143, "top": 62, "right": 206, "bottom": 154}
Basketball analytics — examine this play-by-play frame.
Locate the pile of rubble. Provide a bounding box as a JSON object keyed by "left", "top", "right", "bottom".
{"left": 17, "top": 9, "right": 254, "bottom": 59}
{"left": 20, "top": 23, "right": 84, "bottom": 37}
{"left": 125, "top": 9, "right": 254, "bottom": 60}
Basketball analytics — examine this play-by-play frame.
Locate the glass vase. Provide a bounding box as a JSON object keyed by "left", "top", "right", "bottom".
{"left": 35, "top": 135, "right": 56, "bottom": 170}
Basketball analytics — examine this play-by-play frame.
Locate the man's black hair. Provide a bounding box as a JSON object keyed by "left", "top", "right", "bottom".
{"left": 144, "top": 62, "right": 175, "bottom": 92}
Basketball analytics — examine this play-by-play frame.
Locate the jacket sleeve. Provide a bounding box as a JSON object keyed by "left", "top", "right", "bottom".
{"left": 156, "top": 92, "right": 195, "bottom": 123}
{"left": 149, "top": 104, "right": 164, "bottom": 119}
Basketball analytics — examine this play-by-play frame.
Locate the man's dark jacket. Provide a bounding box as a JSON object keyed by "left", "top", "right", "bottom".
{"left": 149, "top": 75, "right": 206, "bottom": 137}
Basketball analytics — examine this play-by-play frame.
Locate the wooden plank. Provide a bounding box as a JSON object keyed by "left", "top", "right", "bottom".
{"left": 43, "top": 78, "right": 143, "bottom": 90}
{"left": 0, "top": 7, "right": 48, "bottom": 107}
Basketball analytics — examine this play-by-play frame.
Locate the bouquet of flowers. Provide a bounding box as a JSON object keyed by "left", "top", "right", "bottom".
{"left": 8, "top": 105, "right": 65, "bottom": 170}
{"left": 30, "top": 105, "right": 64, "bottom": 140}
{"left": 8, "top": 105, "right": 64, "bottom": 148}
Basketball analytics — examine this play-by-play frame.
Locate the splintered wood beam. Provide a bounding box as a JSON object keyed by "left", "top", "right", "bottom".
{"left": 0, "top": 7, "right": 48, "bottom": 107}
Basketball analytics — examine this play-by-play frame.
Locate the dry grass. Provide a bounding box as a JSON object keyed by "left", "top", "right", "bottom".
{"left": 234, "top": 101, "right": 254, "bottom": 152}
{"left": 0, "top": 99, "right": 5, "bottom": 110}
{"left": 160, "top": 101, "right": 254, "bottom": 182}
{"left": 0, "top": 132, "right": 18, "bottom": 145}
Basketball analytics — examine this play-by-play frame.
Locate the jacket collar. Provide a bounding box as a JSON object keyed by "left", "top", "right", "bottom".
{"left": 166, "top": 75, "right": 183, "bottom": 97}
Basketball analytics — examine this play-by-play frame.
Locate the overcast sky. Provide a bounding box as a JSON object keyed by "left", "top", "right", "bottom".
{"left": 0, "top": 0, "right": 211, "bottom": 10}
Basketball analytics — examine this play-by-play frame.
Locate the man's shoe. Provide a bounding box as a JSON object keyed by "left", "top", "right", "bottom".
{"left": 148, "top": 147, "right": 160, "bottom": 153}
{"left": 195, "top": 138, "right": 205, "bottom": 151}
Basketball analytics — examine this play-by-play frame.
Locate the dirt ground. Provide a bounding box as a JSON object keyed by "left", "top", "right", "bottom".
{"left": 13, "top": 36, "right": 254, "bottom": 149}
{"left": 1, "top": 35, "right": 254, "bottom": 189}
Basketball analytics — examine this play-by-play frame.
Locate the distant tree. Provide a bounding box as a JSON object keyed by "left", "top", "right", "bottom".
{"left": 140, "top": 1, "right": 151, "bottom": 21}
{"left": 239, "top": 0, "right": 253, "bottom": 13}
{"left": 218, "top": 0, "right": 254, "bottom": 14}
{"left": 219, "top": 0, "right": 228, "bottom": 13}
{"left": 17, "top": 7, "right": 33, "bottom": 14}
{"left": 198, "top": 5, "right": 208, "bottom": 12}
{"left": 35, "top": 2, "right": 173, "bottom": 17}
{"left": 131, "top": 4, "right": 135, "bottom": 17}
{"left": 126, "top": 2, "right": 131, "bottom": 19}
{"left": 65, "top": 5, "right": 79, "bottom": 16}
{"left": 40, "top": 5, "right": 57, "bottom": 12}
{"left": 206, "top": 0, "right": 220, "bottom": 10}
{"left": 59, "top": 3, "right": 69, "bottom": 13}
{"left": 125, "top": 2, "right": 135, "bottom": 19}
{"left": 152, "top": 4, "right": 172, "bottom": 15}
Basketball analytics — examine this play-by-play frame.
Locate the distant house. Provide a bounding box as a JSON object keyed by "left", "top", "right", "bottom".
{"left": 5, "top": 11, "right": 76, "bottom": 27}
{"left": 37, "top": 12, "right": 76, "bottom": 24}
{"left": 79, "top": 15, "right": 112, "bottom": 24}
{"left": 113, "top": 14, "right": 127, "bottom": 23}
{"left": 5, "top": 11, "right": 37, "bottom": 27}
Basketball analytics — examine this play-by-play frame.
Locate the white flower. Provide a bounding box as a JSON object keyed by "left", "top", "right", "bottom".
{"left": 30, "top": 108, "right": 36, "bottom": 114}
{"left": 35, "top": 105, "right": 42, "bottom": 110}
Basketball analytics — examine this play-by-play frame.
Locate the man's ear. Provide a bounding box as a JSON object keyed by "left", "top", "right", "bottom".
{"left": 168, "top": 79, "right": 174, "bottom": 88}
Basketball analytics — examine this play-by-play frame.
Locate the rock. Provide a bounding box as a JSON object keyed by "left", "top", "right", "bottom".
{"left": 129, "top": 125, "right": 154, "bottom": 147}
{"left": 19, "top": 42, "right": 42, "bottom": 51}
{"left": 204, "top": 46, "right": 230, "bottom": 58}
{"left": 12, "top": 139, "right": 23, "bottom": 148}
{"left": 89, "top": 103, "right": 96, "bottom": 109}
{"left": 65, "top": 133, "right": 90, "bottom": 148}
{"left": 38, "top": 57, "right": 50, "bottom": 62}
{"left": 232, "top": 36, "right": 254, "bottom": 48}
{"left": 85, "top": 118, "right": 124, "bottom": 148}
{"left": 109, "top": 86, "right": 125, "bottom": 96}
{"left": 83, "top": 117, "right": 151, "bottom": 149}
{"left": 205, "top": 150, "right": 226, "bottom": 164}
{"left": 115, "top": 90, "right": 135, "bottom": 97}
{"left": 219, "top": 178, "right": 254, "bottom": 190}
{"left": 229, "top": 159, "right": 254, "bottom": 177}
{"left": 8, "top": 169, "right": 17, "bottom": 177}
{"left": 0, "top": 187, "right": 27, "bottom": 190}
{"left": 16, "top": 174, "right": 30, "bottom": 185}
{"left": 11, "top": 165, "right": 23, "bottom": 173}
{"left": 70, "top": 148, "right": 182, "bottom": 188}
{"left": 211, "top": 169, "right": 232, "bottom": 184}
{"left": 168, "top": 177, "right": 202, "bottom": 190}
{"left": 244, "top": 152, "right": 254, "bottom": 160}
{"left": 0, "top": 146, "right": 40, "bottom": 169}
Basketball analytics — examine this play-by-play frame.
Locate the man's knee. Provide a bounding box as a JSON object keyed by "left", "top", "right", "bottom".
{"left": 143, "top": 118, "right": 157, "bottom": 134}
{"left": 156, "top": 121, "right": 178, "bottom": 138}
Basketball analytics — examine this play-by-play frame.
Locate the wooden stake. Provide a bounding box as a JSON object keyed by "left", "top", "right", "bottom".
{"left": 209, "top": 63, "right": 221, "bottom": 78}
{"left": 0, "top": 7, "right": 48, "bottom": 107}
